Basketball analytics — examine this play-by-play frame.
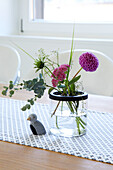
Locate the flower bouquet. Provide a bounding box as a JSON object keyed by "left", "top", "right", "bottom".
{"left": 2, "top": 35, "right": 99, "bottom": 137}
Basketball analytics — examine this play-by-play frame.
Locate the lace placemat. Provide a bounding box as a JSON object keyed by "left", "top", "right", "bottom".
{"left": 0, "top": 97, "right": 113, "bottom": 164}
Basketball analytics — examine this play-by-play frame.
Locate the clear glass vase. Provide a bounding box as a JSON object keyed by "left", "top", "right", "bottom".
{"left": 49, "top": 90, "right": 88, "bottom": 137}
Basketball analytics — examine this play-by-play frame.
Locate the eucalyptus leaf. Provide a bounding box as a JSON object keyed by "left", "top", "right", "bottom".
{"left": 39, "top": 73, "right": 42, "bottom": 79}
{"left": 30, "top": 100, "right": 34, "bottom": 105}
{"left": 33, "top": 78, "right": 38, "bottom": 83}
{"left": 21, "top": 106, "right": 27, "bottom": 111}
{"left": 9, "top": 83, "right": 14, "bottom": 89}
{"left": 14, "top": 88, "right": 19, "bottom": 90}
{"left": 9, "top": 90, "right": 14, "bottom": 95}
{"left": 3, "top": 86, "right": 8, "bottom": 90}
{"left": 26, "top": 104, "right": 31, "bottom": 109}
{"left": 2, "top": 90, "right": 7, "bottom": 96}
{"left": 57, "top": 84, "right": 66, "bottom": 88}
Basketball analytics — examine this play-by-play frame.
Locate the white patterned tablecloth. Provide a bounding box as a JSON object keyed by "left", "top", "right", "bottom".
{"left": 0, "top": 97, "right": 113, "bottom": 164}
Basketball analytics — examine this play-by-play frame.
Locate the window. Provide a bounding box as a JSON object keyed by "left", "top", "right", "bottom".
{"left": 32, "top": 0, "right": 113, "bottom": 23}
{"left": 20, "top": 0, "right": 113, "bottom": 39}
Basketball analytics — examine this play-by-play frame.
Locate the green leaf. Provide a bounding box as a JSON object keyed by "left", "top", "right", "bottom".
{"left": 26, "top": 104, "right": 31, "bottom": 109}
{"left": 48, "top": 87, "right": 54, "bottom": 94}
{"left": 70, "top": 83, "right": 75, "bottom": 95}
{"left": 20, "top": 83, "right": 23, "bottom": 86}
{"left": 9, "top": 90, "right": 14, "bottom": 95}
{"left": 3, "top": 86, "right": 8, "bottom": 90}
{"left": 2, "top": 90, "right": 7, "bottom": 96}
{"left": 9, "top": 83, "right": 14, "bottom": 89}
{"left": 57, "top": 84, "right": 66, "bottom": 88}
{"left": 14, "top": 88, "right": 19, "bottom": 90}
{"left": 35, "top": 68, "right": 40, "bottom": 73}
{"left": 37, "top": 94, "right": 41, "bottom": 98}
{"left": 66, "top": 26, "right": 75, "bottom": 80}
{"left": 33, "top": 78, "right": 38, "bottom": 83}
{"left": 30, "top": 100, "right": 34, "bottom": 105}
{"left": 13, "top": 42, "right": 35, "bottom": 60}
{"left": 39, "top": 73, "right": 42, "bottom": 79}
{"left": 21, "top": 106, "right": 27, "bottom": 111}
{"left": 68, "top": 75, "right": 81, "bottom": 86}
{"left": 27, "top": 99, "right": 34, "bottom": 105}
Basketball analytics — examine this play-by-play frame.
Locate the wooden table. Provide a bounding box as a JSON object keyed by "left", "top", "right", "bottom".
{"left": 0, "top": 85, "right": 113, "bottom": 170}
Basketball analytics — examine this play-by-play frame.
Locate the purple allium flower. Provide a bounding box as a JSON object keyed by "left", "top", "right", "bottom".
{"left": 79, "top": 52, "right": 99, "bottom": 72}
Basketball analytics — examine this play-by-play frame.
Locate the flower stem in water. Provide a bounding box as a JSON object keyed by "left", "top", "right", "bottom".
{"left": 56, "top": 116, "right": 59, "bottom": 129}
{"left": 51, "top": 101, "right": 60, "bottom": 117}
{"left": 76, "top": 117, "right": 81, "bottom": 135}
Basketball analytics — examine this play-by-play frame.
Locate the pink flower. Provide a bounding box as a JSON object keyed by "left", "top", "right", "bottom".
{"left": 52, "top": 68, "right": 66, "bottom": 81}
{"left": 52, "top": 79, "right": 59, "bottom": 87}
{"left": 51, "top": 64, "right": 70, "bottom": 87}
{"left": 79, "top": 52, "right": 99, "bottom": 72}
{"left": 59, "top": 64, "right": 70, "bottom": 72}
{"left": 57, "top": 71, "right": 66, "bottom": 81}
{"left": 51, "top": 68, "right": 58, "bottom": 78}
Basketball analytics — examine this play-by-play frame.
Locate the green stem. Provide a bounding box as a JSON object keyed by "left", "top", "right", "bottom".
{"left": 72, "top": 67, "right": 83, "bottom": 79}
{"left": 13, "top": 42, "right": 35, "bottom": 60}
{"left": 45, "top": 61, "right": 56, "bottom": 70}
{"left": 45, "top": 84, "right": 59, "bottom": 91}
{"left": 76, "top": 117, "right": 81, "bottom": 135}
{"left": 56, "top": 51, "right": 59, "bottom": 66}
{"left": 79, "top": 117, "right": 87, "bottom": 126}
{"left": 66, "top": 27, "right": 75, "bottom": 81}
{"left": 43, "top": 68, "right": 51, "bottom": 77}
{"left": 56, "top": 116, "right": 59, "bottom": 129}
{"left": 45, "top": 66, "right": 55, "bottom": 78}
{"left": 79, "top": 120, "right": 86, "bottom": 129}
{"left": 51, "top": 101, "right": 60, "bottom": 117}
{"left": 61, "top": 101, "right": 63, "bottom": 112}
{"left": 66, "top": 101, "right": 74, "bottom": 113}
{"left": 71, "top": 101, "right": 79, "bottom": 113}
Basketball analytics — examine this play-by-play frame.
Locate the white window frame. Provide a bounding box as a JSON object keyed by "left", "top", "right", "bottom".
{"left": 19, "top": 0, "right": 113, "bottom": 39}
{"left": 32, "top": 0, "right": 44, "bottom": 20}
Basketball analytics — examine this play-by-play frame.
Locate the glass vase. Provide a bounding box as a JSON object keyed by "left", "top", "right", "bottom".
{"left": 49, "top": 90, "right": 88, "bottom": 137}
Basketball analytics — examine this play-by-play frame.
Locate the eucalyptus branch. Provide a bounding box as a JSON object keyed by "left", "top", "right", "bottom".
{"left": 21, "top": 96, "right": 36, "bottom": 111}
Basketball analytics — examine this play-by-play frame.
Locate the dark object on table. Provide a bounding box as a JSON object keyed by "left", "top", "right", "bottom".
{"left": 27, "top": 114, "right": 46, "bottom": 135}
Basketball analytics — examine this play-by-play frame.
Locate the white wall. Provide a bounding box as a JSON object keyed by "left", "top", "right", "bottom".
{"left": 0, "top": 0, "right": 19, "bottom": 35}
